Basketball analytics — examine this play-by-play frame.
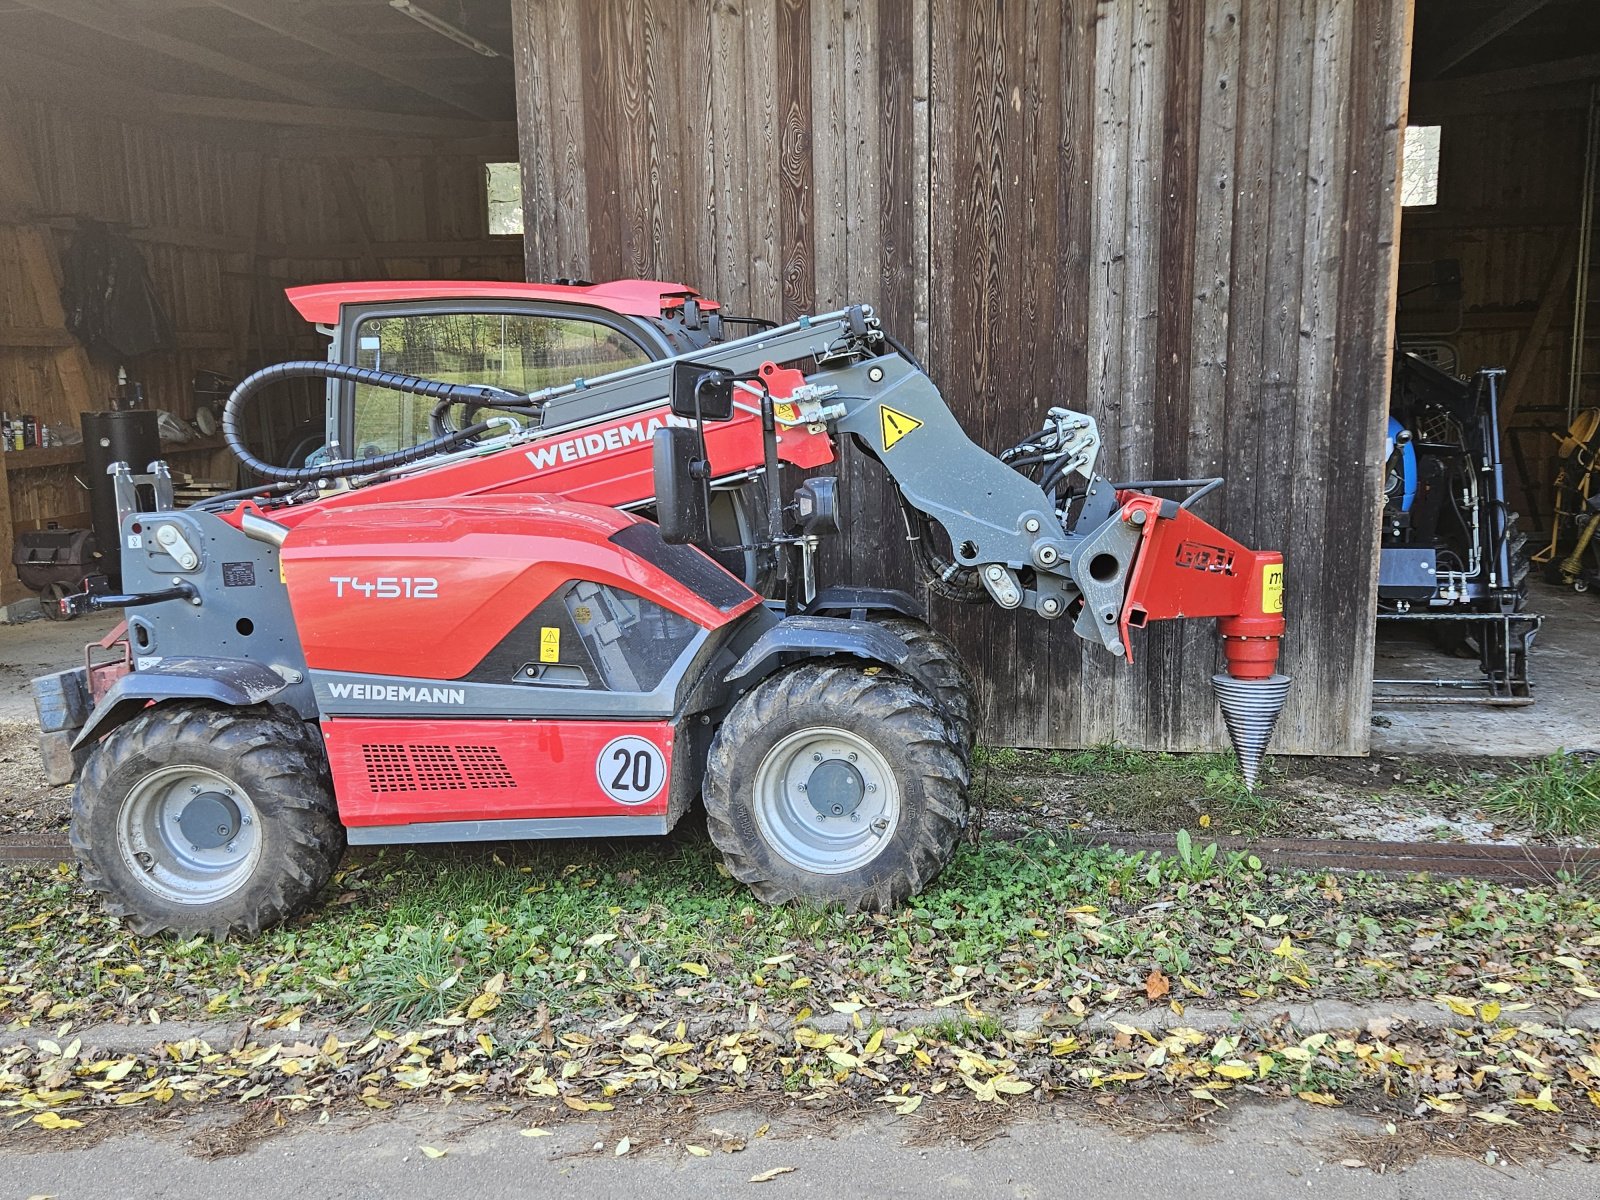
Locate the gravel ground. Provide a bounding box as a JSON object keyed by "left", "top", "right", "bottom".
{"left": 0, "top": 718, "right": 69, "bottom": 835}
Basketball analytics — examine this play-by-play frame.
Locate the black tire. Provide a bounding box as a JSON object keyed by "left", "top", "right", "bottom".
{"left": 38, "top": 581, "right": 72, "bottom": 621}
{"left": 70, "top": 703, "right": 344, "bottom": 938}
{"left": 703, "top": 663, "right": 968, "bottom": 912}
{"left": 869, "top": 615, "right": 978, "bottom": 751}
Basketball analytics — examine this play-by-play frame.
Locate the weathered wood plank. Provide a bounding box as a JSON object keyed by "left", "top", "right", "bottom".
{"left": 1146, "top": 0, "right": 1206, "bottom": 746}
{"left": 743, "top": 0, "right": 781, "bottom": 316}
{"left": 1286, "top": 0, "right": 1352, "bottom": 747}
{"left": 1181, "top": 0, "right": 1244, "bottom": 749}
{"left": 777, "top": 0, "right": 816, "bottom": 320}
{"left": 1079, "top": 0, "right": 1133, "bottom": 748}
{"left": 1320, "top": 0, "right": 1414, "bottom": 754}
{"left": 809, "top": 0, "right": 850, "bottom": 312}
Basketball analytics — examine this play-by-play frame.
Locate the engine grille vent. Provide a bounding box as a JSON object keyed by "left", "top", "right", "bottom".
{"left": 362, "top": 743, "right": 517, "bottom": 793}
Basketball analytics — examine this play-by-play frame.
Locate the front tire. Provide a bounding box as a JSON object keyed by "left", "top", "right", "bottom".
{"left": 703, "top": 663, "right": 968, "bottom": 911}
{"left": 70, "top": 703, "right": 344, "bottom": 938}
{"left": 869, "top": 615, "right": 978, "bottom": 751}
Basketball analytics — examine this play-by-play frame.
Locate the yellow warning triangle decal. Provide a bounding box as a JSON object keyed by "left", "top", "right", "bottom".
{"left": 880, "top": 404, "right": 923, "bottom": 451}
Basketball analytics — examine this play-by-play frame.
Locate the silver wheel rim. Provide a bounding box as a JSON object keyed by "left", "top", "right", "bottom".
{"left": 114, "top": 765, "right": 262, "bottom": 905}
{"left": 750, "top": 726, "right": 901, "bottom": 875}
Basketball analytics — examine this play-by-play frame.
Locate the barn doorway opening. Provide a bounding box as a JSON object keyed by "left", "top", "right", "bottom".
{"left": 1371, "top": 0, "right": 1600, "bottom": 754}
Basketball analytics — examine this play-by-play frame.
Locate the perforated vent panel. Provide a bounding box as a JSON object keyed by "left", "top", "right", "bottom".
{"left": 361, "top": 743, "right": 517, "bottom": 792}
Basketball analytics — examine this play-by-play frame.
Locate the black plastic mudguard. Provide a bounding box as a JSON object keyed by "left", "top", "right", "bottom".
{"left": 73, "top": 656, "right": 291, "bottom": 749}
{"left": 723, "top": 614, "right": 915, "bottom": 688}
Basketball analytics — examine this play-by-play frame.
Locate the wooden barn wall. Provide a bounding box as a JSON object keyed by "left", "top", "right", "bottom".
{"left": 511, "top": 0, "right": 1412, "bottom": 755}
{"left": 0, "top": 90, "right": 522, "bottom": 604}
{"left": 1397, "top": 107, "right": 1588, "bottom": 533}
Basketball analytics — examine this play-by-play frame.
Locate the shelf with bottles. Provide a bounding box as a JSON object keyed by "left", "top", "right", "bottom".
{"left": 3, "top": 436, "right": 228, "bottom": 475}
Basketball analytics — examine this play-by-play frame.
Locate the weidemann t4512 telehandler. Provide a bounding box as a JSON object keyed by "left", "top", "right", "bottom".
{"left": 34, "top": 280, "right": 1289, "bottom": 937}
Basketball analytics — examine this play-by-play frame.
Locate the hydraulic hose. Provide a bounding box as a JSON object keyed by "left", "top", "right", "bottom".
{"left": 429, "top": 394, "right": 541, "bottom": 438}
{"left": 222, "top": 361, "right": 525, "bottom": 484}
{"left": 881, "top": 329, "right": 926, "bottom": 375}
{"left": 900, "top": 497, "right": 988, "bottom": 603}
{"left": 193, "top": 480, "right": 297, "bottom": 513}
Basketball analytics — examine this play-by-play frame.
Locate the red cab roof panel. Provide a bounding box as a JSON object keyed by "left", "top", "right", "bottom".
{"left": 284, "top": 279, "right": 719, "bottom": 326}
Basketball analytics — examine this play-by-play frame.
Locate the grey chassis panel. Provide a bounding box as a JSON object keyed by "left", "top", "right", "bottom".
{"left": 804, "top": 586, "right": 925, "bottom": 621}
{"left": 120, "top": 506, "right": 315, "bottom": 717}
{"left": 73, "top": 656, "right": 290, "bottom": 748}
{"left": 347, "top": 814, "right": 670, "bottom": 845}
{"left": 724, "top": 615, "right": 913, "bottom": 684}
{"left": 310, "top": 624, "right": 722, "bottom": 720}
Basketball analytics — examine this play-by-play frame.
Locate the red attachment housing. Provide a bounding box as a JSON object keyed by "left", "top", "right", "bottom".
{"left": 1116, "top": 492, "right": 1285, "bottom": 680}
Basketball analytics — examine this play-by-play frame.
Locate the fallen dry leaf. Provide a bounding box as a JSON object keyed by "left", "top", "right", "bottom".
{"left": 749, "top": 1167, "right": 796, "bottom": 1183}
{"left": 1144, "top": 969, "right": 1171, "bottom": 1002}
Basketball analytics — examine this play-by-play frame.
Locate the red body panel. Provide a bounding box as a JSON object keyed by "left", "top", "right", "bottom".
{"left": 251, "top": 280, "right": 833, "bottom": 533}
{"left": 279, "top": 496, "right": 759, "bottom": 678}
{"left": 252, "top": 388, "right": 833, "bottom": 533}
{"left": 285, "top": 279, "right": 719, "bottom": 324}
{"left": 323, "top": 717, "right": 674, "bottom": 827}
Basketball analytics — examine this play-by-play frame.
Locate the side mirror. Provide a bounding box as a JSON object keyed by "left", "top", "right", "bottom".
{"left": 652, "top": 426, "right": 709, "bottom": 544}
{"left": 670, "top": 360, "right": 736, "bottom": 421}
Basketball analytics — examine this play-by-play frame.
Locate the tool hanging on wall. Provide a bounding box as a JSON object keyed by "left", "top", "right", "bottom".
{"left": 1535, "top": 408, "right": 1600, "bottom": 594}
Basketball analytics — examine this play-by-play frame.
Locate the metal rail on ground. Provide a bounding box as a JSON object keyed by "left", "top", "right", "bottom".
{"left": 5, "top": 830, "right": 1597, "bottom": 882}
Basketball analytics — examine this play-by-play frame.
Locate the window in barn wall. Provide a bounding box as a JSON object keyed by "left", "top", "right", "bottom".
{"left": 1400, "top": 125, "right": 1441, "bottom": 207}
{"left": 487, "top": 162, "right": 523, "bottom": 235}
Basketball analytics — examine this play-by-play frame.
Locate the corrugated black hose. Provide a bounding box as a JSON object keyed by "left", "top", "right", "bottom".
{"left": 222, "top": 360, "right": 526, "bottom": 484}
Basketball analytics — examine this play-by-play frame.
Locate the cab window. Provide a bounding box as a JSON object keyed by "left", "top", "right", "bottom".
{"left": 347, "top": 311, "right": 650, "bottom": 457}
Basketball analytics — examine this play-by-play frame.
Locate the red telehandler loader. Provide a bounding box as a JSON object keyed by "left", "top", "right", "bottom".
{"left": 34, "top": 280, "right": 1288, "bottom": 937}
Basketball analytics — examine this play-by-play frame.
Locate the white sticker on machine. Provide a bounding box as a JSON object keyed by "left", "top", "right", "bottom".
{"left": 596, "top": 735, "right": 667, "bottom": 805}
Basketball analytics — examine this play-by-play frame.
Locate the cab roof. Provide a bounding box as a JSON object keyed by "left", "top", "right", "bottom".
{"left": 284, "top": 279, "right": 718, "bottom": 325}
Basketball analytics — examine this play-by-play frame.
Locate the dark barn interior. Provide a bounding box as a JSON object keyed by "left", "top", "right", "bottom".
{"left": 1404, "top": 0, "right": 1600, "bottom": 534}
{"left": 1376, "top": 0, "right": 1600, "bottom": 725}
{"left": 0, "top": 0, "right": 523, "bottom": 607}
{"left": 0, "top": 0, "right": 1596, "bottom": 757}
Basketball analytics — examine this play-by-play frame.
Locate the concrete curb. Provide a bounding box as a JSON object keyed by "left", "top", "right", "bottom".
{"left": 34, "top": 998, "right": 1600, "bottom": 1059}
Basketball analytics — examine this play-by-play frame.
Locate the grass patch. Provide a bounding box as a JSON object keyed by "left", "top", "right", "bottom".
{"left": 5, "top": 824, "right": 1596, "bottom": 1037}
{"left": 974, "top": 743, "right": 1288, "bottom": 835}
{"left": 1482, "top": 752, "right": 1600, "bottom": 837}
{"left": 3, "top": 829, "right": 1600, "bottom": 1139}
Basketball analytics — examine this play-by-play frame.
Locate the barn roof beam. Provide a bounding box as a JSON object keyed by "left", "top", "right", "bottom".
{"left": 11, "top": 0, "right": 346, "bottom": 107}
{"left": 1412, "top": 52, "right": 1600, "bottom": 119}
{"left": 1420, "top": 0, "right": 1555, "bottom": 81}
{"left": 210, "top": 0, "right": 508, "bottom": 122}
{"left": 154, "top": 92, "right": 514, "bottom": 139}
{"left": 0, "top": 39, "right": 511, "bottom": 142}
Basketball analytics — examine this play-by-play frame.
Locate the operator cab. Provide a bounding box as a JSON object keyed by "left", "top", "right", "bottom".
{"left": 283, "top": 280, "right": 774, "bottom": 588}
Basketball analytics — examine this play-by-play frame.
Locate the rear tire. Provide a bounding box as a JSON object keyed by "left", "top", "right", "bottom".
{"left": 703, "top": 663, "right": 968, "bottom": 912}
{"left": 70, "top": 703, "right": 344, "bottom": 938}
{"left": 869, "top": 615, "right": 978, "bottom": 751}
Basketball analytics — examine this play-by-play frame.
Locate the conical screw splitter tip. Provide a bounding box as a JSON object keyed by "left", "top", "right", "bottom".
{"left": 1211, "top": 673, "right": 1291, "bottom": 791}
